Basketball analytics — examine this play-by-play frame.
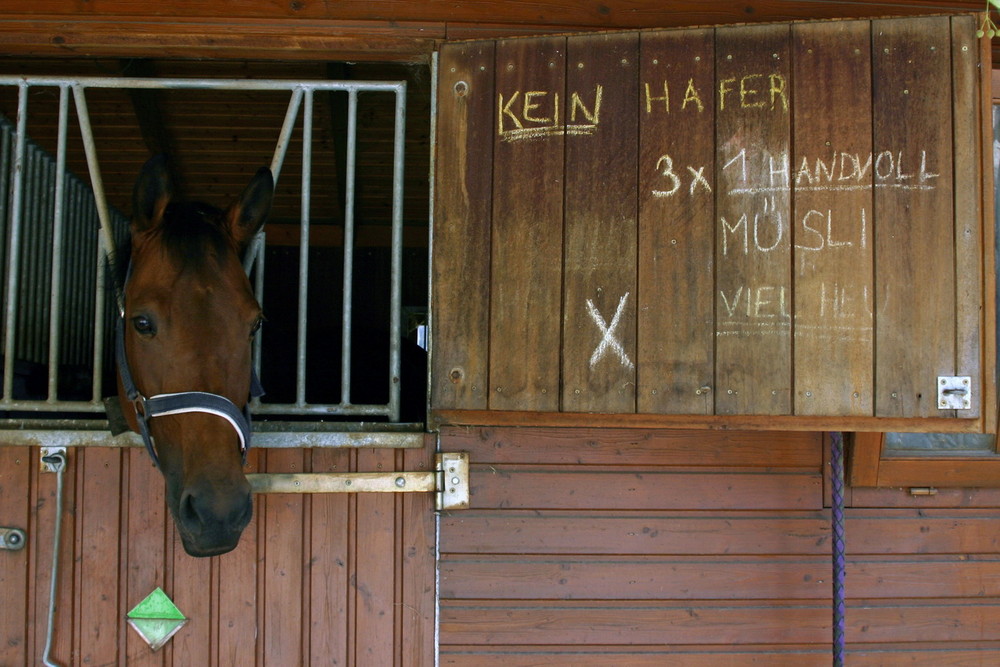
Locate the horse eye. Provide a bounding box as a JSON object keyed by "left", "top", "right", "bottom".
{"left": 250, "top": 317, "right": 263, "bottom": 338}
{"left": 132, "top": 315, "right": 156, "bottom": 336}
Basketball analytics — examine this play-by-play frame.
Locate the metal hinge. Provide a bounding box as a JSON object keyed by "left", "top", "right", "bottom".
{"left": 246, "top": 452, "right": 470, "bottom": 511}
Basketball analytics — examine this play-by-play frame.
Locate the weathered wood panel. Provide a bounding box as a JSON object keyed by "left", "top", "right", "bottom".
{"left": 713, "top": 23, "right": 792, "bottom": 415}
{"left": 488, "top": 36, "right": 565, "bottom": 411}
{"left": 791, "top": 20, "right": 873, "bottom": 415}
{"left": 873, "top": 16, "right": 957, "bottom": 418}
{"left": 637, "top": 28, "right": 715, "bottom": 414}
{"left": 561, "top": 31, "right": 638, "bottom": 412}
{"left": 952, "top": 13, "right": 988, "bottom": 420}
{"left": 432, "top": 15, "right": 992, "bottom": 430}
{"left": 432, "top": 41, "right": 495, "bottom": 410}
{"left": 0, "top": 443, "right": 435, "bottom": 666}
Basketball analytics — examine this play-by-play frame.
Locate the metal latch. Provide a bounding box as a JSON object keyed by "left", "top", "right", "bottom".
{"left": 938, "top": 376, "right": 972, "bottom": 410}
{"left": 0, "top": 527, "right": 26, "bottom": 551}
{"left": 245, "top": 452, "right": 470, "bottom": 511}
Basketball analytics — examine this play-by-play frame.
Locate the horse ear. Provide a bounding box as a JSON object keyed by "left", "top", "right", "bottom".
{"left": 132, "top": 154, "right": 174, "bottom": 233}
{"left": 226, "top": 167, "right": 274, "bottom": 246}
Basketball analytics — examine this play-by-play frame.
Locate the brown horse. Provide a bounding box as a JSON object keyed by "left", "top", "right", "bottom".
{"left": 117, "top": 155, "right": 272, "bottom": 556}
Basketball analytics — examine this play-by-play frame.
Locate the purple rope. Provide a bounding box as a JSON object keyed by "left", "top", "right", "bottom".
{"left": 830, "top": 431, "right": 846, "bottom": 666}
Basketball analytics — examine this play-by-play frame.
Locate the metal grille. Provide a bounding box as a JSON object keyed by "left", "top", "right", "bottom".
{"left": 0, "top": 76, "right": 408, "bottom": 424}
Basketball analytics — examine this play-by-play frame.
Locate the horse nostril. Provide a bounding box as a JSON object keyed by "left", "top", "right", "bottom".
{"left": 178, "top": 490, "right": 205, "bottom": 533}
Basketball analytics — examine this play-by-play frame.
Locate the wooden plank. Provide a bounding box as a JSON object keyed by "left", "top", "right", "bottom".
{"left": 848, "top": 432, "right": 883, "bottom": 487}
{"left": 442, "top": 509, "right": 1000, "bottom": 555}
{"left": 468, "top": 469, "right": 823, "bottom": 510}
{"left": 441, "top": 643, "right": 1000, "bottom": 666}
{"left": 401, "top": 441, "right": 436, "bottom": 667}
{"left": 440, "top": 598, "right": 1000, "bottom": 645}
{"left": 307, "top": 448, "right": 350, "bottom": 667}
{"left": 168, "top": 528, "right": 211, "bottom": 667}
{"left": 441, "top": 646, "right": 832, "bottom": 667}
{"left": 713, "top": 23, "right": 792, "bottom": 415}
{"left": 354, "top": 448, "right": 397, "bottom": 665}
{"left": 260, "top": 448, "right": 305, "bottom": 665}
{"left": 637, "top": 28, "right": 715, "bottom": 414}
{"left": 431, "top": 407, "right": 986, "bottom": 433}
{"left": 441, "top": 554, "right": 1000, "bottom": 600}
{"left": 851, "top": 485, "right": 1000, "bottom": 508}
{"left": 75, "top": 447, "right": 122, "bottom": 667}
{"left": 874, "top": 457, "right": 1000, "bottom": 488}
{"left": 952, "top": 14, "right": 986, "bottom": 419}
{"left": 488, "top": 36, "right": 565, "bottom": 411}
{"left": 122, "top": 449, "right": 167, "bottom": 667}
{"left": 1, "top": 1, "right": 987, "bottom": 28}
{"left": 561, "top": 31, "right": 638, "bottom": 412}
{"left": 0, "top": 447, "right": 30, "bottom": 666}
{"left": 790, "top": 20, "right": 873, "bottom": 416}
{"left": 873, "top": 16, "right": 956, "bottom": 418}
{"left": 431, "top": 40, "right": 495, "bottom": 410}
{"left": 440, "top": 426, "right": 822, "bottom": 467}
{"left": 216, "top": 450, "right": 261, "bottom": 667}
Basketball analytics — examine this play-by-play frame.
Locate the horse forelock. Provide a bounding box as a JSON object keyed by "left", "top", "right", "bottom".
{"left": 158, "top": 201, "right": 239, "bottom": 270}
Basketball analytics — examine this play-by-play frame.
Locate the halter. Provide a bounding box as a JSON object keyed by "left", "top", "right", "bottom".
{"left": 115, "top": 315, "right": 264, "bottom": 468}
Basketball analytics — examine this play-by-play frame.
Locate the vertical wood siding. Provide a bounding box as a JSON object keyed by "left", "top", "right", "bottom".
{"left": 0, "top": 443, "right": 435, "bottom": 666}
{"left": 437, "top": 426, "right": 1000, "bottom": 665}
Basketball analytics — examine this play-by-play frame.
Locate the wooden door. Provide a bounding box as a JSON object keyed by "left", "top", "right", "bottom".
{"left": 0, "top": 441, "right": 436, "bottom": 666}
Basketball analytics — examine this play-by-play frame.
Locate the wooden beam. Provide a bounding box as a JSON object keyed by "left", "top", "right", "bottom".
{"left": 0, "top": 17, "right": 440, "bottom": 62}
{"left": 430, "top": 409, "right": 988, "bottom": 434}
{"left": 0, "top": 3, "right": 989, "bottom": 62}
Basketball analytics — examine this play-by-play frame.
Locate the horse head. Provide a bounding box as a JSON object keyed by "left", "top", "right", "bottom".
{"left": 119, "top": 155, "right": 273, "bottom": 557}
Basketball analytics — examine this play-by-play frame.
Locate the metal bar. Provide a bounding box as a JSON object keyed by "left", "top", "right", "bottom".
{"left": 0, "top": 76, "right": 405, "bottom": 94}
{"left": 0, "top": 428, "right": 424, "bottom": 449}
{"left": 295, "top": 88, "right": 313, "bottom": 407}
{"left": 40, "top": 449, "right": 67, "bottom": 667}
{"left": 72, "top": 84, "right": 123, "bottom": 315}
{"left": 341, "top": 89, "right": 358, "bottom": 407}
{"left": 269, "top": 86, "right": 303, "bottom": 188}
{"left": 91, "top": 239, "right": 106, "bottom": 405}
{"left": 246, "top": 471, "right": 435, "bottom": 494}
{"left": 388, "top": 83, "right": 407, "bottom": 421}
{"left": 3, "top": 83, "right": 27, "bottom": 400}
{"left": 46, "top": 85, "right": 69, "bottom": 401}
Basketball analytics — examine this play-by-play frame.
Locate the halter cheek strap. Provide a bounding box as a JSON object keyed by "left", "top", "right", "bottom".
{"left": 115, "top": 316, "right": 264, "bottom": 468}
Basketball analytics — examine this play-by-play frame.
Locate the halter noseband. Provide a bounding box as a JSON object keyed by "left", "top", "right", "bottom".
{"left": 115, "top": 315, "right": 264, "bottom": 468}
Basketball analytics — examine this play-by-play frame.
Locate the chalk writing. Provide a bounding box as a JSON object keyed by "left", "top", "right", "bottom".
{"left": 498, "top": 85, "right": 603, "bottom": 142}
{"left": 723, "top": 148, "right": 939, "bottom": 194}
{"left": 643, "top": 78, "right": 706, "bottom": 113}
{"left": 721, "top": 205, "right": 868, "bottom": 257}
{"left": 716, "top": 282, "right": 873, "bottom": 342}
{"left": 642, "top": 71, "right": 787, "bottom": 114}
{"left": 587, "top": 292, "right": 634, "bottom": 370}
{"left": 718, "top": 73, "right": 788, "bottom": 111}
{"left": 652, "top": 155, "right": 712, "bottom": 198}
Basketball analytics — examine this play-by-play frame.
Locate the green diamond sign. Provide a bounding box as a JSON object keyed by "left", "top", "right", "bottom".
{"left": 126, "top": 587, "right": 187, "bottom": 651}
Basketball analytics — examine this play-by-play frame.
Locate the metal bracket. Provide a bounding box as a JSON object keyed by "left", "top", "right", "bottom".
{"left": 436, "top": 452, "right": 470, "bottom": 511}
{"left": 0, "top": 527, "right": 26, "bottom": 550}
{"left": 938, "top": 376, "right": 972, "bottom": 410}
{"left": 40, "top": 447, "right": 67, "bottom": 473}
{"left": 245, "top": 451, "right": 471, "bottom": 511}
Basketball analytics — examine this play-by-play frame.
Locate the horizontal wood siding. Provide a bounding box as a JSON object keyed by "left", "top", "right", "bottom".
{"left": 0, "top": 443, "right": 435, "bottom": 666}
{"left": 438, "top": 426, "right": 1000, "bottom": 664}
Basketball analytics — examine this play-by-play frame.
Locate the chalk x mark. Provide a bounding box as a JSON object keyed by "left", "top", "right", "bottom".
{"left": 587, "top": 292, "right": 634, "bottom": 370}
